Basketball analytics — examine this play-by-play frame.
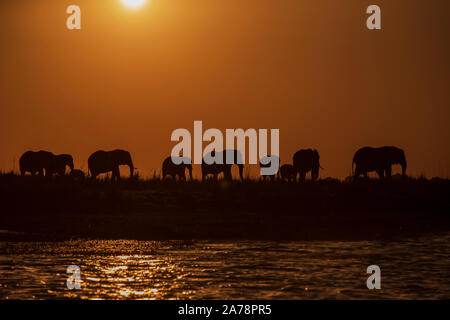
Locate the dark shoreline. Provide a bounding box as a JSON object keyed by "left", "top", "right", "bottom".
{"left": 1, "top": 173, "right": 449, "bottom": 242}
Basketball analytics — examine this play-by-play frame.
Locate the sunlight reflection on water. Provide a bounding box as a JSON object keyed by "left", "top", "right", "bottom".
{"left": 0, "top": 235, "right": 449, "bottom": 299}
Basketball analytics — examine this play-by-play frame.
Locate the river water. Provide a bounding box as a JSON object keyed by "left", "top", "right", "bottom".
{"left": 0, "top": 235, "right": 449, "bottom": 299}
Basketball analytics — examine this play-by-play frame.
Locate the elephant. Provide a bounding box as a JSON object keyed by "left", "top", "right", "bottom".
{"left": 88, "top": 149, "right": 134, "bottom": 180}
{"left": 278, "top": 164, "right": 295, "bottom": 182}
{"left": 162, "top": 156, "right": 192, "bottom": 181}
{"left": 19, "top": 150, "right": 55, "bottom": 176}
{"left": 201, "top": 149, "right": 244, "bottom": 181}
{"left": 352, "top": 146, "right": 407, "bottom": 178}
{"left": 293, "top": 149, "right": 321, "bottom": 182}
{"left": 52, "top": 154, "right": 74, "bottom": 175}
{"left": 259, "top": 155, "right": 280, "bottom": 181}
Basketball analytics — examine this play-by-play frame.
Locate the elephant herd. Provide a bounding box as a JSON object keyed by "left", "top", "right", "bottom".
{"left": 18, "top": 146, "right": 407, "bottom": 181}
{"left": 20, "top": 151, "right": 74, "bottom": 177}
{"left": 163, "top": 146, "right": 407, "bottom": 182}
{"left": 162, "top": 150, "right": 244, "bottom": 181}
{"left": 19, "top": 149, "right": 134, "bottom": 180}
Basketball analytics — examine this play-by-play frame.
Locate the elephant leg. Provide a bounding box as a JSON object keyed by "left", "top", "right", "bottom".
{"left": 385, "top": 166, "right": 392, "bottom": 178}
{"left": 300, "top": 172, "right": 306, "bottom": 183}
{"left": 376, "top": 170, "right": 384, "bottom": 179}
{"left": 112, "top": 167, "right": 120, "bottom": 181}
{"left": 224, "top": 167, "right": 232, "bottom": 181}
{"left": 46, "top": 168, "right": 54, "bottom": 177}
{"left": 238, "top": 165, "right": 244, "bottom": 181}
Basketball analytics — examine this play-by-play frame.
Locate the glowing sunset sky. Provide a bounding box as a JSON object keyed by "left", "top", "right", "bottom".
{"left": 0, "top": 0, "right": 449, "bottom": 178}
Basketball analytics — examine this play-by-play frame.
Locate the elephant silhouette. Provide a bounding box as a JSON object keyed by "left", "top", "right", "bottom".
{"left": 52, "top": 154, "right": 74, "bottom": 175}
{"left": 259, "top": 155, "right": 280, "bottom": 181}
{"left": 19, "top": 150, "right": 55, "bottom": 176}
{"left": 88, "top": 149, "right": 134, "bottom": 180}
{"left": 352, "top": 146, "right": 407, "bottom": 178}
{"left": 279, "top": 164, "right": 295, "bottom": 182}
{"left": 201, "top": 149, "right": 244, "bottom": 181}
{"left": 293, "top": 149, "right": 321, "bottom": 182}
{"left": 162, "top": 156, "right": 192, "bottom": 181}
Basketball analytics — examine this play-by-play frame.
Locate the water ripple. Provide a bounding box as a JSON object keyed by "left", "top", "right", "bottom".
{"left": 0, "top": 235, "right": 449, "bottom": 299}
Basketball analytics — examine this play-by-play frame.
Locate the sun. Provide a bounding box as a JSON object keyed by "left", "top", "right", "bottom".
{"left": 122, "top": 0, "right": 146, "bottom": 8}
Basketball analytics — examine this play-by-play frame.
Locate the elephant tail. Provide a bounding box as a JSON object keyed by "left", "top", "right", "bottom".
{"left": 352, "top": 159, "right": 355, "bottom": 175}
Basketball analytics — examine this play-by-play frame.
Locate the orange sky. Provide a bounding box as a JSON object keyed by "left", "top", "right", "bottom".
{"left": 1, "top": 0, "right": 449, "bottom": 178}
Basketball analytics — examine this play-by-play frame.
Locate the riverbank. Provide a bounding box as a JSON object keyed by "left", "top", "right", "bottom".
{"left": 0, "top": 173, "right": 449, "bottom": 241}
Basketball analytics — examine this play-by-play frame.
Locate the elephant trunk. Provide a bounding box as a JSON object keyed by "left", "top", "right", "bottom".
{"left": 128, "top": 162, "right": 134, "bottom": 177}
{"left": 400, "top": 151, "right": 407, "bottom": 176}
{"left": 312, "top": 166, "right": 319, "bottom": 181}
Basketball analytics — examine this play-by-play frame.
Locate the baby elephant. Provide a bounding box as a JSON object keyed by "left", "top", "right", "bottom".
{"left": 279, "top": 164, "right": 295, "bottom": 182}
{"left": 69, "top": 169, "right": 85, "bottom": 181}
{"left": 259, "top": 155, "right": 280, "bottom": 181}
{"left": 162, "top": 156, "right": 192, "bottom": 181}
